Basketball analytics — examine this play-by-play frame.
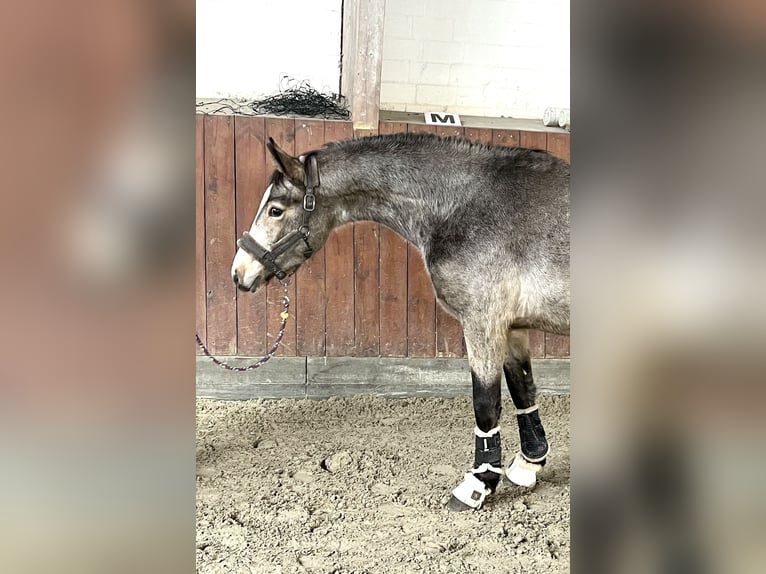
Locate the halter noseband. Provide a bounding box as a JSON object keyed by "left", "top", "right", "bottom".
{"left": 237, "top": 154, "right": 320, "bottom": 281}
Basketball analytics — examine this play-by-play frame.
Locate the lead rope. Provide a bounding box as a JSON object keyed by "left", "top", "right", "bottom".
{"left": 195, "top": 280, "right": 290, "bottom": 371}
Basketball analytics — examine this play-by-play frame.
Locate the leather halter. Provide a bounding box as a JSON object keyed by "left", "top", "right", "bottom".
{"left": 237, "top": 154, "right": 319, "bottom": 281}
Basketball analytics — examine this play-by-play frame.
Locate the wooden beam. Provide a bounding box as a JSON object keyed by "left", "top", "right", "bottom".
{"left": 341, "top": 0, "right": 386, "bottom": 135}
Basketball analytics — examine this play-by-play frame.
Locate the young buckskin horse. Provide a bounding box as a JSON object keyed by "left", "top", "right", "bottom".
{"left": 231, "top": 133, "right": 569, "bottom": 511}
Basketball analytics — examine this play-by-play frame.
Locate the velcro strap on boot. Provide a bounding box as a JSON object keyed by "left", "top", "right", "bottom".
{"left": 474, "top": 426, "right": 503, "bottom": 474}
{"left": 451, "top": 472, "right": 491, "bottom": 509}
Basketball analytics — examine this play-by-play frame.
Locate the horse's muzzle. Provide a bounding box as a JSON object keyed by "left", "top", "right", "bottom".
{"left": 233, "top": 272, "right": 263, "bottom": 293}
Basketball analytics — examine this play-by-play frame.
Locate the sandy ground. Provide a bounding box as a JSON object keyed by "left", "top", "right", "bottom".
{"left": 196, "top": 395, "right": 569, "bottom": 574}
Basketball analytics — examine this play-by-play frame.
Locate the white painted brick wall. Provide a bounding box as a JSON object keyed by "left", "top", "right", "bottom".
{"left": 198, "top": 0, "right": 568, "bottom": 119}
{"left": 381, "top": 0, "right": 570, "bottom": 119}
{"left": 196, "top": 0, "right": 342, "bottom": 99}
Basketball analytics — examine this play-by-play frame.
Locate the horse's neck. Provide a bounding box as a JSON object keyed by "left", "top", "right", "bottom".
{"left": 318, "top": 151, "right": 444, "bottom": 251}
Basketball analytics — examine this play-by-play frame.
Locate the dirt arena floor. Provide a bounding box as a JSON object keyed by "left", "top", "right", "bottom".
{"left": 196, "top": 395, "right": 569, "bottom": 573}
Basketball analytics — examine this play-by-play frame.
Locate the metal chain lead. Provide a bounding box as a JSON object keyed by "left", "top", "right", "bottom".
{"left": 195, "top": 281, "right": 290, "bottom": 371}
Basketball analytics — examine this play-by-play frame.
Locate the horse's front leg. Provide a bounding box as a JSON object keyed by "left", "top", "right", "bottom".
{"left": 447, "top": 325, "right": 505, "bottom": 512}
{"left": 504, "top": 329, "right": 549, "bottom": 487}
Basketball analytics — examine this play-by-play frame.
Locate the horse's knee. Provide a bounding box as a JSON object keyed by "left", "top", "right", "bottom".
{"left": 504, "top": 357, "right": 538, "bottom": 409}
{"left": 471, "top": 370, "right": 502, "bottom": 431}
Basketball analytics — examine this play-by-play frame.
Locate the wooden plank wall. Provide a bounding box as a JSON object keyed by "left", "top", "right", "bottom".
{"left": 197, "top": 115, "right": 570, "bottom": 359}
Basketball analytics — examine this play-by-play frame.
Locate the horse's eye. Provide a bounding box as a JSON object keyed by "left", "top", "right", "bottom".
{"left": 268, "top": 207, "right": 283, "bottom": 217}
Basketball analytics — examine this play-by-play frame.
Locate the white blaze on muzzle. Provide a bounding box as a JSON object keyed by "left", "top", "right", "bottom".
{"left": 249, "top": 184, "right": 274, "bottom": 248}
{"left": 231, "top": 185, "right": 274, "bottom": 285}
{"left": 254, "top": 184, "right": 273, "bottom": 222}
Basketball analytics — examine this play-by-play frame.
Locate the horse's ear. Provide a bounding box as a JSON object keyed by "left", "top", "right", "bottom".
{"left": 266, "top": 137, "right": 305, "bottom": 186}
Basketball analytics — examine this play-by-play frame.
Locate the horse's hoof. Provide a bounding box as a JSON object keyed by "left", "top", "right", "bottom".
{"left": 506, "top": 452, "right": 544, "bottom": 488}
{"left": 446, "top": 495, "right": 475, "bottom": 512}
{"left": 449, "top": 472, "right": 490, "bottom": 511}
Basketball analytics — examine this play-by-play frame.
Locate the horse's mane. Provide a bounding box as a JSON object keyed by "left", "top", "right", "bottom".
{"left": 321, "top": 131, "right": 549, "bottom": 160}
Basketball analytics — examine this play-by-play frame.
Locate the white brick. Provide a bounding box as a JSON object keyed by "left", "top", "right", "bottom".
{"left": 415, "top": 84, "right": 456, "bottom": 107}
{"left": 425, "top": 0, "right": 470, "bottom": 14}
{"left": 462, "top": 43, "right": 512, "bottom": 67}
{"left": 450, "top": 103, "right": 493, "bottom": 116}
{"left": 453, "top": 86, "right": 483, "bottom": 107}
{"left": 490, "top": 67, "right": 539, "bottom": 92}
{"left": 381, "top": 59, "right": 410, "bottom": 82}
{"left": 453, "top": 17, "right": 511, "bottom": 45}
{"left": 449, "top": 64, "right": 495, "bottom": 86}
{"left": 410, "top": 62, "right": 450, "bottom": 85}
{"left": 398, "top": 102, "right": 438, "bottom": 114}
{"left": 386, "top": 0, "right": 426, "bottom": 17}
{"left": 422, "top": 41, "right": 464, "bottom": 64}
{"left": 504, "top": 22, "right": 548, "bottom": 48}
{"left": 380, "top": 0, "right": 569, "bottom": 118}
{"left": 385, "top": 14, "right": 412, "bottom": 39}
{"left": 383, "top": 38, "right": 421, "bottom": 61}
{"left": 504, "top": 47, "right": 549, "bottom": 72}
{"left": 470, "top": 0, "right": 515, "bottom": 24}
{"left": 380, "top": 101, "right": 407, "bottom": 112}
{"left": 412, "top": 16, "right": 454, "bottom": 42}
{"left": 381, "top": 82, "right": 417, "bottom": 104}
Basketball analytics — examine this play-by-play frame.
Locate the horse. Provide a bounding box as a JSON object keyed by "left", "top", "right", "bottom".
{"left": 231, "top": 132, "right": 569, "bottom": 511}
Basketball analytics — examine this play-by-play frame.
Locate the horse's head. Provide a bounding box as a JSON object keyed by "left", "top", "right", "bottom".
{"left": 232, "top": 138, "right": 327, "bottom": 292}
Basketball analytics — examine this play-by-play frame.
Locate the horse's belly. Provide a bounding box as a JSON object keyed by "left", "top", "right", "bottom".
{"left": 515, "top": 277, "right": 570, "bottom": 335}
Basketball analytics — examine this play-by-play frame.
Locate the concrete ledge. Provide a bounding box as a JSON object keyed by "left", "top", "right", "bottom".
{"left": 196, "top": 356, "right": 569, "bottom": 400}
{"left": 196, "top": 356, "right": 307, "bottom": 400}
{"left": 307, "top": 357, "right": 470, "bottom": 399}
{"left": 380, "top": 110, "right": 569, "bottom": 134}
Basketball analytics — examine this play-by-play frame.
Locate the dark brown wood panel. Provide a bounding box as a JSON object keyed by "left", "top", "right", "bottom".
{"left": 352, "top": 107, "right": 381, "bottom": 356}
{"left": 264, "top": 117, "right": 297, "bottom": 355}
{"left": 204, "top": 115, "right": 237, "bottom": 355}
{"left": 434, "top": 124, "right": 466, "bottom": 357}
{"left": 546, "top": 132, "right": 570, "bottom": 163}
{"left": 323, "top": 121, "right": 355, "bottom": 356}
{"left": 352, "top": 117, "right": 382, "bottom": 356}
{"left": 406, "top": 244, "right": 436, "bottom": 357}
{"left": 353, "top": 221, "right": 380, "bottom": 355}
{"left": 435, "top": 125, "right": 464, "bottom": 139}
{"left": 492, "top": 128, "right": 521, "bottom": 148}
{"left": 378, "top": 225, "right": 408, "bottom": 356}
{"left": 519, "top": 130, "right": 547, "bottom": 151}
{"left": 545, "top": 334, "right": 570, "bottom": 358}
{"left": 407, "top": 122, "right": 437, "bottom": 137}
{"left": 406, "top": 123, "right": 437, "bottom": 357}
{"left": 377, "top": 121, "right": 409, "bottom": 357}
{"left": 517, "top": 130, "right": 549, "bottom": 358}
{"left": 196, "top": 117, "right": 570, "bottom": 360}
{"left": 545, "top": 131, "right": 570, "bottom": 357}
{"left": 195, "top": 115, "right": 206, "bottom": 353}
{"left": 464, "top": 127, "right": 493, "bottom": 145}
{"left": 234, "top": 116, "right": 268, "bottom": 355}
{"left": 526, "top": 330, "right": 546, "bottom": 360}
{"left": 435, "top": 306, "right": 464, "bottom": 357}
{"left": 295, "top": 119, "right": 327, "bottom": 356}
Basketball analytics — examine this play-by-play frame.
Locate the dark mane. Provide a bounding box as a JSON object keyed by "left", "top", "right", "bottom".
{"left": 321, "top": 131, "right": 554, "bottom": 162}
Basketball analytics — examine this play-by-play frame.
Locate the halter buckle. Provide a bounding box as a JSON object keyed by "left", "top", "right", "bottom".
{"left": 303, "top": 193, "right": 316, "bottom": 212}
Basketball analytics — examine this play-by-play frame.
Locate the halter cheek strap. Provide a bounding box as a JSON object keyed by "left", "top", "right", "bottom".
{"left": 237, "top": 154, "right": 319, "bottom": 280}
